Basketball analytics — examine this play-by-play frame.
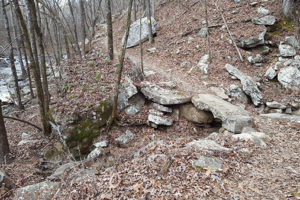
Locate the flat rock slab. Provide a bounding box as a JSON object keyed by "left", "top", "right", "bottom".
{"left": 186, "top": 139, "right": 231, "bottom": 152}
{"left": 252, "top": 15, "right": 276, "bottom": 25}
{"left": 14, "top": 181, "right": 59, "bottom": 200}
{"left": 261, "top": 113, "right": 300, "bottom": 124}
{"left": 192, "top": 156, "right": 223, "bottom": 171}
{"left": 141, "top": 82, "right": 191, "bottom": 105}
{"left": 192, "top": 94, "right": 253, "bottom": 133}
{"left": 148, "top": 114, "right": 173, "bottom": 126}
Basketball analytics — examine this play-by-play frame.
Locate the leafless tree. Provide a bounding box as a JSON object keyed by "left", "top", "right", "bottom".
{"left": 0, "top": 100, "right": 9, "bottom": 164}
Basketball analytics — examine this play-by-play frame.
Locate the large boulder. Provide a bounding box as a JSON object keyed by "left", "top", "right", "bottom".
{"left": 225, "top": 64, "right": 263, "bottom": 106}
{"left": 14, "top": 181, "right": 59, "bottom": 200}
{"left": 117, "top": 77, "right": 138, "bottom": 110}
{"left": 279, "top": 43, "right": 296, "bottom": 57}
{"left": 141, "top": 82, "right": 191, "bottom": 105}
{"left": 179, "top": 103, "right": 214, "bottom": 124}
{"left": 192, "top": 94, "right": 253, "bottom": 133}
{"left": 237, "top": 29, "right": 266, "bottom": 49}
{"left": 252, "top": 15, "right": 276, "bottom": 25}
{"left": 124, "top": 17, "right": 158, "bottom": 48}
{"left": 278, "top": 66, "right": 300, "bottom": 91}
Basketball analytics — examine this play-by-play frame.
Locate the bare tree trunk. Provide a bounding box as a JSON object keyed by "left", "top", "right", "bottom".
{"left": 2, "top": 0, "right": 24, "bottom": 109}
{"left": 0, "top": 101, "right": 9, "bottom": 164}
{"left": 152, "top": 0, "right": 155, "bottom": 18}
{"left": 27, "top": 0, "right": 50, "bottom": 115}
{"left": 146, "top": 0, "right": 153, "bottom": 43}
{"left": 133, "top": 0, "right": 137, "bottom": 21}
{"left": 108, "top": 0, "right": 134, "bottom": 127}
{"left": 282, "top": 0, "right": 294, "bottom": 17}
{"left": 139, "top": 5, "right": 144, "bottom": 75}
{"left": 13, "top": 0, "right": 50, "bottom": 136}
{"left": 10, "top": 5, "right": 27, "bottom": 79}
{"left": 106, "top": 0, "right": 114, "bottom": 60}
{"left": 204, "top": 0, "right": 211, "bottom": 62}
{"left": 80, "top": 0, "right": 87, "bottom": 56}
{"left": 68, "top": 0, "right": 82, "bottom": 57}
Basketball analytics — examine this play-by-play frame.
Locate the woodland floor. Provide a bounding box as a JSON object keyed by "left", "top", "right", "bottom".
{"left": 1, "top": 0, "right": 300, "bottom": 199}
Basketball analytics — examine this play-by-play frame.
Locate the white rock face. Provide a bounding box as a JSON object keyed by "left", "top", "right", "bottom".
{"left": 252, "top": 15, "right": 276, "bottom": 25}
{"left": 148, "top": 114, "right": 173, "bottom": 126}
{"left": 278, "top": 66, "right": 300, "bottom": 91}
{"left": 257, "top": 7, "right": 270, "bottom": 15}
{"left": 192, "top": 156, "right": 223, "bottom": 171}
{"left": 266, "top": 101, "right": 286, "bottom": 109}
{"left": 124, "top": 17, "right": 158, "bottom": 48}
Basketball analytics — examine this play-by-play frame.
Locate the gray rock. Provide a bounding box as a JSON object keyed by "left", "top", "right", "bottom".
{"left": 124, "top": 17, "right": 158, "bottom": 48}
{"left": 278, "top": 66, "right": 300, "bottom": 91}
{"left": 198, "top": 54, "right": 210, "bottom": 64}
{"left": 284, "top": 36, "right": 300, "bottom": 49}
{"left": 229, "top": 84, "right": 249, "bottom": 103}
{"left": 267, "top": 109, "right": 283, "bottom": 114}
{"left": 257, "top": 46, "right": 270, "bottom": 55}
{"left": 192, "top": 156, "right": 223, "bottom": 171}
{"left": 261, "top": 113, "right": 300, "bottom": 123}
{"left": 223, "top": 115, "right": 254, "bottom": 134}
{"left": 141, "top": 82, "right": 191, "bottom": 105}
{"left": 250, "top": 2, "right": 258, "bottom": 6}
{"left": 14, "top": 181, "right": 59, "bottom": 200}
{"left": 293, "top": 109, "right": 300, "bottom": 116}
{"left": 266, "top": 101, "right": 286, "bottom": 109}
{"left": 125, "top": 93, "right": 145, "bottom": 116}
{"left": 87, "top": 147, "right": 104, "bottom": 159}
{"left": 0, "top": 170, "right": 5, "bottom": 183}
{"left": 265, "top": 66, "right": 277, "bottom": 79}
{"left": 149, "top": 109, "right": 164, "bottom": 116}
{"left": 115, "top": 130, "right": 135, "bottom": 147}
{"left": 257, "top": 7, "right": 270, "bottom": 15}
{"left": 159, "top": 81, "right": 177, "bottom": 89}
{"left": 94, "top": 140, "right": 109, "bottom": 148}
{"left": 152, "top": 103, "right": 172, "bottom": 113}
{"left": 237, "top": 29, "right": 266, "bottom": 49}
{"left": 225, "top": 64, "right": 263, "bottom": 106}
{"left": 48, "top": 162, "right": 77, "bottom": 180}
{"left": 148, "top": 114, "right": 173, "bottom": 126}
{"left": 198, "top": 27, "right": 208, "bottom": 38}
{"left": 253, "top": 15, "right": 276, "bottom": 25}
{"left": 248, "top": 54, "right": 263, "bottom": 64}
{"left": 180, "top": 61, "right": 191, "bottom": 67}
{"left": 192, "top": 94, "right": 253, "bottom": 133}
{"left": 186, "top": 139, "right": 231, "bottom": 152}
{"left": 147, "top": 47, "right": 157, "bottom": 54}
{"left": 279, "top": 44, "right": 296, "bottom": 57}
{"left": 285, "top": 107, "right": 293, "bottom": 114}
{"left": 199, "top": 64, "right": 210, "bottom": 74}
{"left": 17, "top": 139, "right": 40, "bottom": 146}
{"left": 118, "top": 77, "right": 138, "bottom": 110}
{"left": 232, "top": 132, "right": 271, "bottom": 146}
{"left": 21, "top": 132, "right": 30, "bottom": 140}
{"left": 179, "top": 103, "right": 214, "bottom": 124}
{"left": 209, "top": 87, "right": 229, "bottom": 100}
{"left": 241, "top": 126, "right": 257, "bottom": 133}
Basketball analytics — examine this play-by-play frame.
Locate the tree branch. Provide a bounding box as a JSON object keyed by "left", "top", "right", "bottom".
{"left": 3, "top": 115, "right": 42, "bottom": 131}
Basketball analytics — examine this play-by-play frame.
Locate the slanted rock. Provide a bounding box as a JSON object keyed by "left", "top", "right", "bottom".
{"left": 192, "top": 156, "right": 223, "bottom": 171}
{"left": 87, "top": 147, "right": 104, "bottom": 159}
{"left": 118, "top": 77, "right": 138, "bottom": 110}
{"left": 192, "top": 94, "right": 253, "bottom": 133}
{"left": 186, "top": 139, "right": 231, "bottom": 152}
{"left": 252, "top": 15, "right": 276, "bottom": 25}
{"left": 278, "top": 66, "right": 300, "bottom": 91}
{"left": 115, "top": 130, "right": 135, "bottom": 148}
{"left": 14, "top": 181, "right": 60, "bottom": 200}
{"left": 279, "top": 43, "right": 296, "bottom": 57}
{"left": 124, "top": 17, "right": 157, "bottom": 48}
{"left": 237, "top": 29, "right": 266, "bottom": 49}
{"left": 179, "top": 103, "right": 214, "bottom": 124}
{"left": 141, "top": 82, "right": 191, "bottom": 105}
{"left": 266, "top": 101, "right": 286, "bottom": 109}
{"left": 225, "top": 64, "right": 263, "bottom": 106}
{"left": 261, "top": 113, "right": 300, "bottom": 124}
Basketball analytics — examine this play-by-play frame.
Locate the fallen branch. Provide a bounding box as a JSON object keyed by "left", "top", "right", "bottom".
{"left": 214, "top": 1, "right": 244, "bottom": 62}
{"left": 3, "top": 115, "right": 42, "bottom": 131}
